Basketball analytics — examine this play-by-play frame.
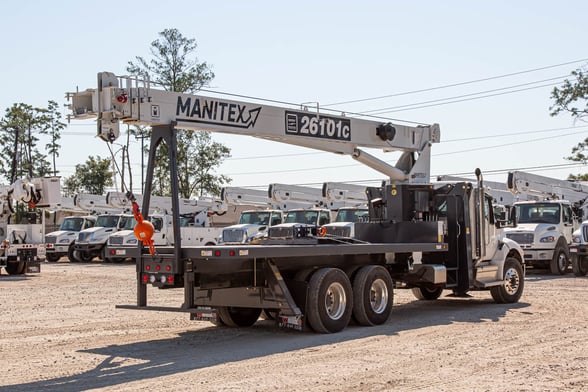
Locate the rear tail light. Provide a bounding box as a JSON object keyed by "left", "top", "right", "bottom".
{"left": 142, "top": 274, "right": 148, "bottom": 283}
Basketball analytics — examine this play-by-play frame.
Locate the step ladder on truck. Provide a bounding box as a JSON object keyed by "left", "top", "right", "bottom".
{"left": 66, "top": 72, "right": 526, "bottom": 333}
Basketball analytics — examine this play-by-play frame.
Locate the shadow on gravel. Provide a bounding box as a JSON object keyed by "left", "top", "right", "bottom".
{"left": 0, "top": 298, "right": 529, "bottom": 392}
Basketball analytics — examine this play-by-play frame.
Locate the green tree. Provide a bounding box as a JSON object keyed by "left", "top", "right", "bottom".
{"left": 127, "top": 28, "right": 231, "bottom": 197}
{"left": 63, "top": 156, "right": 113, "bottom": 196}
{"left": 550, "top": 67, "right": 588, "bottom": 180}
{"left": 42, "top": 100, "right": 65, "bottom": 176}
{"left": 0, "top": 103, "right": 53, "bottom": 183}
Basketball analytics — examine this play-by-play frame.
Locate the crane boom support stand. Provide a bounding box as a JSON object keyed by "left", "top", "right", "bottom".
{"left": 139, "top": 124, "right": 187, "bottom": 307}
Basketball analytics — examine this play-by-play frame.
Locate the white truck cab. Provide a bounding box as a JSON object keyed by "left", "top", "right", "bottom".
{"left": 504, "top": 200, "right": 576, "bottom": 274}
{"left": 322, "top": 206, "right": 369, "bottom": 238}
{"left": 45, "top": 215, "right": 97, "bottom": 262}
{"left": 220, "top": 209, "right": 283, "bottom": 244}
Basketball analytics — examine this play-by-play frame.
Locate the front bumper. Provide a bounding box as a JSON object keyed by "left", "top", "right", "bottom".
{"left": 74, "top": 243, "right": 103, "bottom": 252}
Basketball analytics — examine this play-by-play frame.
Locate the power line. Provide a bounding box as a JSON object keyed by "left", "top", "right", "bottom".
{"left": 361, "top": 76, "right": 567, "bottom": 115}
{"left": 433, "top": 130, "right": 588, "bottom": 156}
{"left": 223, "top": 125, "right": 587, "bottom": 161}
{"left": 368, "top": 81, "right": 562, "bottom": 115}
{"left": 323, "top": 58, "right": 588, "bottom": 107}
{"left": 234, "top": 163, "right": 586, "bottom": 188}
{"left": 222, "top": 130, "right": 586, "bottom": 176}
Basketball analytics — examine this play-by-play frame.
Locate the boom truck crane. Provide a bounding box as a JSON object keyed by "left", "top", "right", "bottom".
{"left": 504, "top": 170, "right": 588, "bottom": 274}
{"left": 0, "top": 177, "right": 61, "bottom": 275}
{"left": 66, "top": 72, "right": 525, "bottom": 334}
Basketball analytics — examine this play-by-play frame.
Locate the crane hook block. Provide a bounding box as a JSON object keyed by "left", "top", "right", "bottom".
{"left": 131, "top": 201, "right": 156, "bottom": 255}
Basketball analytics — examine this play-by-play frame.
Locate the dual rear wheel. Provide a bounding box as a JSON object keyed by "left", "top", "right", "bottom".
{"left": 212, "top": 265, "right": 395, "bottom": 334}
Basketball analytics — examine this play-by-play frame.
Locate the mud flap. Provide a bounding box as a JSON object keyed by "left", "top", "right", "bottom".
{"left": 26, "top": 260, "right": 41, "bottom": 273}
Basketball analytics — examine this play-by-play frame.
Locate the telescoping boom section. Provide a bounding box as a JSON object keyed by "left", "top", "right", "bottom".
{"left": 68, "top": 72, "right": 440, "bottom": 183}
{"left": 66, "top": 73, "right": 524, "bottom": 334}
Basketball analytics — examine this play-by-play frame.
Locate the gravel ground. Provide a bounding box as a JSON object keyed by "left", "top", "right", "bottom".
{"left": 0, "top": 261, "right": 587, "bottom": 391}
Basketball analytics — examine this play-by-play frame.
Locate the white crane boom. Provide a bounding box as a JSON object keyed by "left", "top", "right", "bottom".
{"left": 221, "top": 187, "right": 272, "bottom": 208}
{"left": 321, "top": 182, "right": 368, "bottom": 208}
{"left": 507, "top": 171, "right": 588, "bottom": 204}
{"left": 268, "top": 183, "right": 324, "bottom": 210}
{"left": 67, "top": 72, "right": 440, "bottom": 183}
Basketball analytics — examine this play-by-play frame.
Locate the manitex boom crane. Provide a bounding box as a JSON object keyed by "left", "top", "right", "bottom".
{"left": 66, "top": 72, "right": 524, "bottom": 334}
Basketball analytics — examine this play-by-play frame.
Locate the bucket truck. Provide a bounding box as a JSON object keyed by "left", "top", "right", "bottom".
{"left": 320, "top": 182, "right": 369, "bottom": 239}
{"left": 265, "top": 183, "right": 334, "bottom": 241}
{"left": 104, "top": 195, "right": 227, "bottom": 262}
{"left": 219, "top": 186, "right": 284, "bottom": 244}
{"left": 504, "top": 171, "right": 588, "bottom": 274}
{"left": 0, "top": 177, "right": 61, "bottom": 275}
{"left": 71, "top": 192, "right": 143, "bottom": 262}
{"left": 66, "top": 72, "right": 525, "bottom": 334}
{"left": 44, "top": 193, "right": 102, "bottom": 262}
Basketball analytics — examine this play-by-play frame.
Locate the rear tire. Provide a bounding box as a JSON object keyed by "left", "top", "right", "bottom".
{"left": 550, "top": 246, "right": 569, "bottom": 275}
{"left": 307, "top": 268, "right": 353, "bottom": 333}
{"left": 411, "top": 285, "right": 444, "bottom": 301}
{"left": 217, "top": 307, "right": 261, "bottom": 327}
{"left": 46, "top": 253, "right": 60, "bottom": 262}
{"left": 572, "top": 255, "right": 588, "bottom": 277}
{"left": 76, "top": 250, "right": 94, "bottom": 262}
{"left": 67, "top": 244, "right": 79, "bottom": 262}
{"left": 352, "top": 265, "right": 393, "bottom": 326}
{"left": 491, "top": 257, "right": 524, "bottom": 304}
{"left": 5, "top": 261, "right": 25, "bottom": 275}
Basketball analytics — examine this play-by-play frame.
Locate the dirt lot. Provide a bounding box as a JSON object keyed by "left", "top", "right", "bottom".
{"left": 0, "top": 262, "right": 586, "bottom": 392}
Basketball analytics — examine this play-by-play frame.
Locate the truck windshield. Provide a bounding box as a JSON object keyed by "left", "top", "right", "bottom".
{"left": 335, "top": 209, "right": 368, "bottom": 223}
{"left": 95, "top": 215, "right": 121, "bottom": 228}
{"left": 285, "top": 210, "right": 319, "bottom": 224}
{"left": 59, "top": 217, "right": 84, "bottom": 231}
{"left": 516, "top": 203, "right": 561, "bottom": 224}
{"left": 239, "top": 211, "right": 271, "bottom": 225}
{"left": 119, "top": 216, "right": 137, "bottom": 230}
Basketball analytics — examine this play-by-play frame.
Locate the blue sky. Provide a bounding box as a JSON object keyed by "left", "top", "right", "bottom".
{"left": 1, "top": 1, "right": 587, "bottom": 193}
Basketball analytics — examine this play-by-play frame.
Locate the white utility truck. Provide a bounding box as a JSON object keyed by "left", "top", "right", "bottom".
{"left": 219, "top": 186, "right": 284, "bottom": 244}
{"left": 45, "top": 215, "right": 97, "bottom": 262}
{"left": 504, "top": 170, "right": 588, "bottom": 274}
{"left": 105, "top": 195, "right": 227, "bottom": 262}
{"left": 0, "top": 177, "right": 61, "bottom": 274}
{"left": 320, "top": 182, "right": 369, "bottom": 239}
{"left": 67, "top": 72, "right": 526, "bottom": 334}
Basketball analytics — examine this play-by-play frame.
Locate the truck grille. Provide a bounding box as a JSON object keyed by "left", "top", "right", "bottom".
{"left": 45, "top": 236, "right": 57, "bottom": 244}
{"left": 77, "top": 232, "right": 92, "bottom": 242}
{"left": 325, "top": 226, "right": 351, "bottom": 238}
{"left": 506, "top": 233, "right": 534, "bottom": 244}
{"left": 109, "top": 236, "right": 123, "bottom": 245}
{"left": 269, "top": 225, "right": 315, "bottom": 239}
{"left": 223, "top": 229, "right": 245, "bottom": 243}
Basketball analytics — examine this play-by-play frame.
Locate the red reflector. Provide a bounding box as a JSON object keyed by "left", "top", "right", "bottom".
{"left": 165, "top": 265, "right": 171, "bottom": 271}
{"left": 145, "top": 265, "right": 151, "bottom": 271}
{"left": 167, "top": 275, "right": 174, "bottom": 283}
{"left": 142, "top": 274, "right": 148, "bottom": 283}
{"left": 229, "top": 250, "right": 236, "bottom": 256}
{"left": 214, "top": 250, "right": 221, "bottom": 257}
{"left": 109, "top": 249, "right": 115, "bottom": 255}
{"left": 155, "top": 265, "right": 161, "bottom": 271}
